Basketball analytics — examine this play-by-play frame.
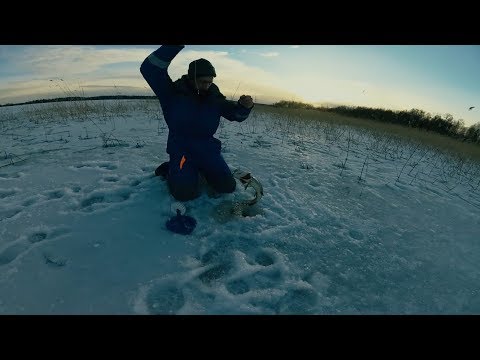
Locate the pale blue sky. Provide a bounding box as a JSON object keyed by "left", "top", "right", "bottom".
{"left": 0, "top": 45, "right": 478, "bottom": 126}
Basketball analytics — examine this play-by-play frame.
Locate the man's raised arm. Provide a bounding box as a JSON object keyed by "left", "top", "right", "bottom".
{"left": 140, "top": 45, "right": 185, "bottom": 102}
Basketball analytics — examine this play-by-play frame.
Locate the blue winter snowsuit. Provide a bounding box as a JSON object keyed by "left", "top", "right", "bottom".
{"left": 140, "top": 45, "right": 253, "bottom": 201}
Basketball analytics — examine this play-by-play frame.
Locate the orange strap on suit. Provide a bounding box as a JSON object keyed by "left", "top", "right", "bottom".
{"left": 179, "top": 155, "right": 186, "bottom": 170}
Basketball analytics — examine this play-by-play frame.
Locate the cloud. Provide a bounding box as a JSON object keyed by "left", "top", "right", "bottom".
{"left": 0, "top": 46, "right": 296, "bottom": 105}
{"left": 259, "top": 52, "right": 280, "bottom": 57}
{"left": 4, "top": 46, "right": 152, "bottom": 77}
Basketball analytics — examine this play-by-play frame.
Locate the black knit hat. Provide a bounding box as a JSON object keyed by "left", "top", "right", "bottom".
{"left": 188, "top": 58, "right": 216, "bottom": 79}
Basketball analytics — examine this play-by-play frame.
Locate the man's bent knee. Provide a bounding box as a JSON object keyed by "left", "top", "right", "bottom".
{"left": 210, "top": 175, "right": 236, "bottom": 194}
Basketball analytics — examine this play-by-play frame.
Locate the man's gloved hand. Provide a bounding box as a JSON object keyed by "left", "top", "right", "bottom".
{"left": 239, "top": 95, "right": 254, "bottom": 109}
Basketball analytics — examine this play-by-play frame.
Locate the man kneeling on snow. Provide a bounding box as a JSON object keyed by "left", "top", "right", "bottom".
{"left": 140, "top": 45, "right": 254, "bottom": 201}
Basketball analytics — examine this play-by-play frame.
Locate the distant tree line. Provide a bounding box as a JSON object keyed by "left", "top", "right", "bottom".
{"left": 0, "top": 95, "right": 157, "bottom": 108}
{"left": 273, "top": 100, "right": 480, "bottom": 144}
